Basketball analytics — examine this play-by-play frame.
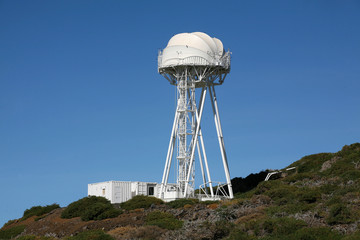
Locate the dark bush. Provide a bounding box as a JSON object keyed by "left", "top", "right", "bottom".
{"left": 62, "top": 196, "right": 109, "bottom": 219}
{"left": 326, "top": 203, "right": 352, "bottom": 225}
{"left": 343, "top": 231, "right": 360, "bottom": 240}
{"left": 265, "top": 184, "right": 297, "bottom": 203}
{"left": 339, "top": 143, "right": 360, "bottom": 155}
{"left": 120, "top": 195, "right": 163, "bottom": 210}
{"left": 226, "top": 229, "right": 253, "bottom": 240}
{"left": 22, "top": 204, "right": 60, "bottom": 220}
{"left": 283, "top": 173, "right": 313, "bottom": 184}
{"left": 297, "top": 189, "right": 321, "bottom": 203}
{"left": 97, "top": 208, "right": 123, "bottom": 220}
{"left": 166, "top": 198, "right": 198, "bottom": 208}
{"left": 82, "top": 202, "right": 111, "bottom": 221}
{"left": 0, "top": 225, "right": 26, "bottom": 239}
{"left": 145, "top": 211, "right": 183, "bottom": 230}
{"left": 296, "top": 153, "right": 333, "bottom": 173}
{"left": 67, "top": 230, "right": 114, "bottom": 240}
{"left": 61, "top": 196, "right": 121, "bottom": 221}
{"left": 341, "top": 170, "right": 360, "bottom": 182}
{"left": 254, "top": 180, "right": 282, "bottom": 195}
{"left": 261, "top": 217, "right": 307, "bottom": 236}
{"left": 319, "top": 184, "right": 339, "bottom": 195}
{"left": 293, "top": 227, "right": 342, "bottom": 240}
{"left": 17, "top": 236, "right": 55, "bottom": 240}
{"left": 231, "top": 170, "right": 269, "bottom": 194}
{"left": 213, "top": 220, "right": 234, "bottom": 240}
{"left": 200, "top": 200, "right": 220, "bottom": 205}
{"left": 17, "top": 236, "right": 36, "bottom": 240}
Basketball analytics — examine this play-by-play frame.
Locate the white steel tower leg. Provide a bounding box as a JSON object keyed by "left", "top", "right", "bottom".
{"left": 159, "top": 109, "right": 179, "bottom": 198}
{"left": 209, "top": 85, "right": 234, "bottom": 198}
{"left": 188, "top": 87, "right": 214, "bottom": 197}
{"left": 193, "top": 89, "right": 214, "bottom": 197}
{"left": 184, "top": 87, "right": 207, "bottom": 197}
{"left": 196, "top": 141, "right": 206, "bottom": 192}
{"left": 198, "top": 125, "right": 214, "bottom": 197}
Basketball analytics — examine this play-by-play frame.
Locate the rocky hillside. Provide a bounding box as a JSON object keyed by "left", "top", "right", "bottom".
{"left": 1, "top": 143, "right": 360, "bottom": 240}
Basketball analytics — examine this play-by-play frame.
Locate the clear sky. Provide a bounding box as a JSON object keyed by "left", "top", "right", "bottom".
{"left": 1, "top": 0, "right": 359, "bottom": 227}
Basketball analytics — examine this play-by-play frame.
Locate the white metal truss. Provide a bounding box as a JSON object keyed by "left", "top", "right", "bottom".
{"left": 158, "top": 62, "right": 233, "bottom": 200}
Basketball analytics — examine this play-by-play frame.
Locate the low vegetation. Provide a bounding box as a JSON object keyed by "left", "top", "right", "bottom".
{"left": 66, "top": 230, "right": 114, "bottom": 240}
{"left": 22, "top": 204, "right": 60, "bottom": 220}
{"left": 0, "top": 225, "right": 26, "bottom": 239}
{"left": 61, "top": 196, "right": 122, "bottom": 221}
{"left": 145, "top": 211, "right": 183, "bottom": 230}
{"left": 17, "top": 236, "right": 56, "bottom": 240}
{"left": 166, "top": 198, "right": 198, "bottom": 208}
{"left": 120, "top": 195, "right": 163, "bottom": 210}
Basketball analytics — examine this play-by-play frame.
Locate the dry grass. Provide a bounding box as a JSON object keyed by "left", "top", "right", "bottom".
{"left": 183, "top": 204, "right": 193, "bottom": 209}
{"left": 207, "top": 203, "right": 219, "bottom": 210}
{"left": 108, "top": 225, "right": 165, "bottom": 240}
{"left": 107, "top": 226, "right": 135, "bottom": 239}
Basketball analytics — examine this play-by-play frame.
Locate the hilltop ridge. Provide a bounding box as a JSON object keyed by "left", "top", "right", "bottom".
{"left": 1, "top": 143, "right": 360, "bottom": 240}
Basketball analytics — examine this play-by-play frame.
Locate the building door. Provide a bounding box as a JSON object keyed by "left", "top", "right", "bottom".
{"left": 148, "top": 186, "right": 154, "bottom": 196}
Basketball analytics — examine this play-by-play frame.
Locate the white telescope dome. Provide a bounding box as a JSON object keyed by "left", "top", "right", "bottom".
{"left": 158, "top": 32, "right": 230, "bottom": 69}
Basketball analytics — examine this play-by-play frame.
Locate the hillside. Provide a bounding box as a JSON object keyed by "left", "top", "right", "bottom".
{"left": 1, "top": 143, "right": 360, "bottom": 240}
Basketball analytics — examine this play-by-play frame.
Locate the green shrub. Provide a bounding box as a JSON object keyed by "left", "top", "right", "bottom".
{"left": 166, "top": 198, "right": 198, "bottom": 208}
{"left": 17, "top": 236, "right": 36, "bottom": 240}
{"left": 283, "top": 173, "right": 313, "bottom": 184}
{"left": 22, "top": 204, "right": 60, "bottom": 220}
{"left": 326, "top": 203, "right": 352, "bottom": 225}
{"left": 293, "top": 227, "right": 342, "bottom": 240}
{"left": 254, "top": 180, "right": 281, "bottom": 195}
{"left": 82, "top": 202, "right": 111, "bottom": 221}
{"left": 61, "top": 196, "right": 122, "bottom": 221}
{"left": 2, "top": 219, "right": 17, "bottom": 228}
{"left": 213, "top": 220, "right": 234, "bottom": 239}
{"left": 264, "top": 184, "right": 297, "bottom": 203}
{"left": 145, "top": 211, "right": 183, "bottom": 230}
{"left": 261, "top": 217, "right": 307, "bottom": 236}
{"left": 338, "top": 143, "right": 360, "bottom": 156}
{"left": 96, "top": 208, "right": 123, "bottom": 220}
{"left": 343, "top": 231, "right": 360, "bottom": 240}
{"left": 62, "top": 196, "right": 109, "bottom": 219}
{"left": 267, "top": 201, "right": 314, "bottom": 216}
{"left": 226, "top": 229, "right": 253, "bottom": 240}
{"left": 200, "top": 200, "right": 220, "bottom": 205}
{"left": 120, "top": 195, "right": 163, "bottom": 210}
{"left": 297, "top": 189, "right": 321, "bottom": 204}
{"left": 319, "top": 184, "right": 339, "bottom": 194}
{"left": 216, "top": 206, "right": 236, "bottom": 220}
{"left": 341, "top": 170, "right": 360, "bottom": 182}
{"left": 296, "top": 153, "right": 333, "bottom": 173}
{"left": 325, "top": 196, "right": 342, "bottom": 207}
{"left": 0, "top": 225, "right": 26, "bottom": 239}
{"left": 66, "top": 230, "right": 114, "bottom": 240}
{"left": 17, "top": 236, "right": 55, "bottom": 240}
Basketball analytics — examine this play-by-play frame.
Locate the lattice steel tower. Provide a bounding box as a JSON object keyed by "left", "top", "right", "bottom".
{"left": 158, "top": 32, "right": 233, "bottom": 201}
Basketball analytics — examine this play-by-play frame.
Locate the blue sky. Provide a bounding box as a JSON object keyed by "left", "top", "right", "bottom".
{"left": 1, "top": 0, "right": 359, "bottom": 226}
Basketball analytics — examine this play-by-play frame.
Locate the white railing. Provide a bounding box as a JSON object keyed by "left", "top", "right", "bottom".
{"left": 158, "top": 50, "right": 231, "bottom": 70}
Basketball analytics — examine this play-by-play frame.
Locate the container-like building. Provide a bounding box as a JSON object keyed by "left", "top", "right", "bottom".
{"left": 88, "top": 181, "right": 158, "bottom": 203}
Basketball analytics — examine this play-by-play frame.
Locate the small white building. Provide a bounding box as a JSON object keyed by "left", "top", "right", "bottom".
{"left": 88, "top": 181, "right": 159, "bottom": 204}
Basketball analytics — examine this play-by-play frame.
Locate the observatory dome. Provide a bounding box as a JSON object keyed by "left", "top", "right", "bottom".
{"left": 158, "top": 32, "right": 230, "bottom": 69}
